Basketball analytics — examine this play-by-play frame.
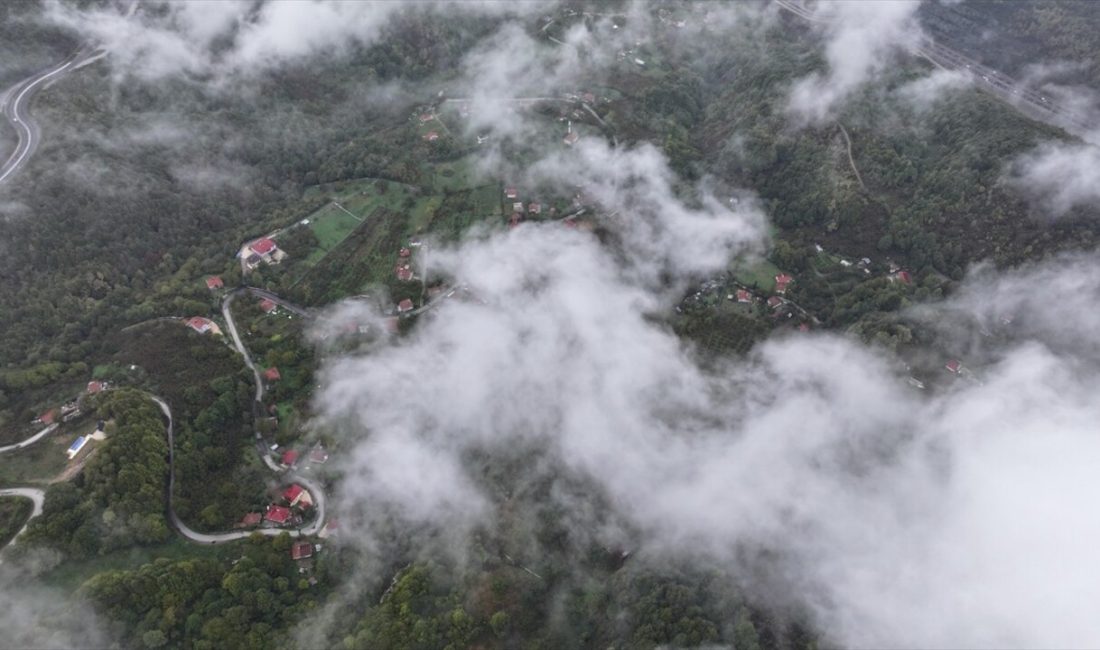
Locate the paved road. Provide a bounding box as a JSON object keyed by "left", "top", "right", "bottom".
{"left": 773, "top": 0, "right": 1096, "bottom": 137}
{"left": 0, "top": 47, "right": 103, "bottom": 186}
{"left": 0, "top": 423, "right": 58, "bottom": 455}
{"left": 222, "top": 291, "right": 265, "bottom": 403}
{"left": 0, "top": 487, "right": 46, "bottom": 551}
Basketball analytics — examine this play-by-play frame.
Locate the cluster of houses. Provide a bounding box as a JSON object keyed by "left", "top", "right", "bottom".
{"left": 241, "top": 237, "right": 285, "bottom": 273}
{"left": 394, "top": 246, "right": 415, "bottom": 283}
{"left": 504, "top": 186, "right": 552, "bottom": 228}
{"left": 237, "top": 481, "right": 316, "bottom": 530}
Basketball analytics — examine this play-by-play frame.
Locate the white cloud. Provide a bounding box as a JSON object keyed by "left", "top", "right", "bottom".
{"left": 787, "top": 0, "right": 923, "bottom": 125}
{"left": 1008, "top": 142, "right": 1100, "bottom": 217}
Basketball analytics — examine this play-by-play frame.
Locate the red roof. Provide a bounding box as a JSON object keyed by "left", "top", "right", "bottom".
{"left": 281, "top": 449, "right": 299, "bottom": 466}
{"left": 397, "top": 298, "right": 414, "bottom": 313}
{"left": 582, "top": 92, "right": 596, "bottom": 103}
{"left": 263, "top": 367, "right": 281, "bottom": 382}
{"left": 260, "top": 298, "right": 277, "bottom": 313}
{"left": 505, "top": 187, "right": 518, "bottom": 198}
{"left": 38, "top": 410, "right": 56, "bottom": 425}
{"left": 419, "top": 113, "right": 434, "bottom": 122}
{"left": 284, "top": 484, "right": 304, "bottom": 502}
{"left": 767, "top": 296, "right": 784, "bottom": 308}
{"left": 396, "top": 266, "right": 414, "bottom": 282}
{"left": 423, "top": 130, "right": 439, "bottom": 141}
{"left": 250, "top": 238, "right": 277, "bottom": 255}
{"left": 945, "top": 359, "right": 961, "bottom": 373}
{"left": 798, "top": 323, "right": 811, "bottom": 332}
{"left": 265, "top": 504, "right": 291, "bottom": 524}
{"left": 86, "top": 380, "right": 105, "bottom": 394}
{"left": 241, "top": 512, "right": 262, "bottom": 526}
{"left": 309, "top": 448, "right": 329, "bottom": 463}
{"left": 736, "top": 289, "right": 752, "bottom": 303}
{"left": 206, "top": 276, "right": 223, "bottom": 290}
{"left": 896, "top": 270, "right": 912, "bottom": 284}
{"left": 399, "top": 247, "right": 411, "bottom": 258}
{"left": 187, "top": 317, "right": 213, "bottom": 332}
{"left": 291, "top": 541, "right": 313, "bottom": 560}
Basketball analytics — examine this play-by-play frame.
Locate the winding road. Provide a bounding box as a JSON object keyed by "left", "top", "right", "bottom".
{"left": 0, "top": 47, "right": 102, "bottom": 187}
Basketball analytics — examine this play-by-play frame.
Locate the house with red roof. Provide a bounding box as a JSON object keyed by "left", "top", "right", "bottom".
{"left": 767, "top": 296, "right": 784, "bottom": 309}
{"left": 265, "top": 504, "right": 291, "bottom": 525}
{"left": 399, "top": 247, "right": 411, "bottom": 258}
{"left": 186, "top": 317, "right": 220, "bottom": 335}
{"left": 263, "top": 367, "right": 281, "bottom": 382}
{"left": 528, "top": 203, "right": 542, "bottom": 215}
{"left": 563, "top": 130, "right": 580, "bottom": 146}
{"left": 505, "top": 187, "right": 518, "bottom": 199}
{"left": 244, "top": 237, "right": 282, "bottom": 271}
{"left": 260, "top": 298, "right": 277, "bottom": 313}
{"left": 309, "top": 447, "right": 329, "bottom": 465}
{"left": 291, "top": 541, "right": 313, "bottom": 560}
{"left": 206, "top": 276, "right": 224, "bottom": 290}
{"left": 774, "top": 273, "right": 794, "bottom": 294}
{"left": 396, "top": 265, "right": 414, "bottom": 282}
{"left": 423, "top": 130, "right": 440, "bottom": 142}
{"left": 509, "top": 213, "right": 522, "bottom": 228}
{"left": 893, "top": 270, "right": 912, "bottom": 284}
{"left": 86, "top": 380, "right": 106, "bottom": 394}
{"left": 397, "top": 298, "right": 414, "bottom": 314}
{"left": 736, "top": 289, "right": 752, "bottom": 304}
{"left": 419, "top": 112, "right": 434, "bottom": 122}
{"left": 37, "top": 409, "right": 56, "bottom": 425}
{"left": 284, "top": 483, "right": 313, "bottom": 508}
{"left": 240, "top": 512, "right": 262, "bottom": 527}
{"left": 945, "top": 359, "right": 962, "bottom": 374}
{"left": 250, "top": 238, "right": 277, "bottom": 256}
{"left": 281, "top": 449, "right": 299, "bottom": 467}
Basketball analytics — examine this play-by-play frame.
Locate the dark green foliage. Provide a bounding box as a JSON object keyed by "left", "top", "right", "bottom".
{"left": 82, "top": 534, "right": 323, "bottom": 650}
{"left": 0, "top": 494, "right": 34, "bottom": 548}
{"left": 24, "top": 390, "right": 170, "bottom": 557}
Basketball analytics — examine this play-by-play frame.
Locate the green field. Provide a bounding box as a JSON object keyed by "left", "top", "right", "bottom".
{"left": 731, "top": 258, "right": 783, "bottom": 293}
{"left": 0, "top": 495, "right": 33, "bottom": 548}
{"left": 0, "top": 419, "right": 99, "bottom": 487}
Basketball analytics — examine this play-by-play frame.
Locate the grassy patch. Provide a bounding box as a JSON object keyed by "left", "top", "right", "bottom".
{"left": 38, "top": 536, "right": 241, "bottom": 592}
{"left": 731, "top": 258, "right": 782, "bottom": 293}
{"left": 0, "top": 495, "right": 33, "bottom": 548}
{"left": 0, "top": 418, "right": 101, "bottom": 487}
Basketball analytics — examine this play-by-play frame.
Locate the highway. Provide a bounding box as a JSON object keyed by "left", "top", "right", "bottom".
{"left": 0, "top": 47, "right": 102, "bottom": 187}
{"left": 0, "top": 487, "right": 46, "bottom": 552}
{"left": 773, "top": 0, "right": 1096, "bottom": 137}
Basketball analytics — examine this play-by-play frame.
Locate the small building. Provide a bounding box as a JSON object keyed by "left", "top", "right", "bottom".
{"left": 736, "top": 289, "right": 752, "bottom": 304}
{"left": 893, "top": 270, "right": 912, "bottom": 284}
{"left": 265, "top": 504, "right": 291, "bottom": 525}
{"left": 423, "top": 130, "right": 440, "bottom": 142}
{"left": 66, "top": 436, "right": 88, "bottom": 460}
{"left": 528, "top": 203, "right": 542, "bottom": 215}
{"left": 244, "top": 238, "right": 282, "bottom": 271}
{"left": 281, "top": 449, "right": 299, "bottom": 467}
{"left": 86, "top": 380, "right": 106, "bottom": 394}
{"left": 396, "top": 265, "right": 414, "bottom": 282}
{"left": 37, "top": 410, "right": 56, "bottom": 425}
{"left": 397, "top": 298, "right": 414, "bottom": 314}
{"left": 319, "top": 519, "right": 339, "bottom": 539}
{"left": 250, "top": 238, "right": 277, "bottom": 257}
{"left": 291, "top": 541, "right": 313, "bottom": 560}
{"left": 263, "top": 367, "right": 281, "bottom": 382}
{"left": 418, "top": 112, "right": 434, "bottom": 123}
{"left": 240, "top": 512, "right": 262, "bottom": 527}
{"left": 512, "top": 201, "right": 524, "bottom": 213}
{"left": 509, "top": 213, "right": 522, "bottom": 228}
{"left": 504, "top": 187, "right": 518, "bottom": 199}
{"left": 945, "top": 359, "right": 962, "bottom": 374}
{"left": 309, "top": 447, "right": 329, "bottom": 464}
{"left": 767, "top": 296, "right": 784, "bottom": 309}
{"left": 399, "top": 247, "right": 411, "bottom": 258}
{"left": 563, "top": 130, "right": 579, "bottom": 146}
{"left": 775, "top": 273, "right": 794, "bottom": 294}
{"left": 260, "top": 298, "right": 277, "bottom": 313}
{"left": 206, "top": 276, "right": 224, "bottom": 290}
{"left": 582, "top": 92, "right": 596, "bottom": 104}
